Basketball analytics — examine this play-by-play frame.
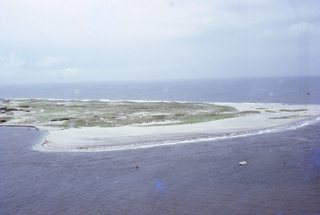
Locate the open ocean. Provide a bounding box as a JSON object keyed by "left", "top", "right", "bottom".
{"left": 1, "top": 76, "right": 320, "bottom": 214}
{"left": 1, "top": 77, "right": 320, "bottom": 104}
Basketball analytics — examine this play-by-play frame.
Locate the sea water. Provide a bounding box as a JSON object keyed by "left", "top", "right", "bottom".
{"left": 1, "top": 77, "right": 320, "bottom": 104}
{"left": 1, "top": 116, "right": 320, "bottom": 214}
{"left": 1, "top": 77, "right": 320, "bottom": 214}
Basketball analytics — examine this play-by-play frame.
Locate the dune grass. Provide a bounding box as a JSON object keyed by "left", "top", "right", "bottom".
{"left": 0, "top": 99, "right": 242, "bottom": 128}
{"left": 279, "top": 109, "right": 308, "bottom": 112}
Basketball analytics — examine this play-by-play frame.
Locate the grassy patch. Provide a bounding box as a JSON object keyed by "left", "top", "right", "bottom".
{"left": 265, "top": 110, "right": 276, "bottom": 113}
{"left": 50, "top": 117, "right": 74, "bottom": 122}
{"left": 1, "top": 99, "right": 241, "bottom": 128}
{"left": 171, "top": 113, "right": 237, "bottom": 125}
{"left": 279, "top": 109, "right": 307, "bottom": 112}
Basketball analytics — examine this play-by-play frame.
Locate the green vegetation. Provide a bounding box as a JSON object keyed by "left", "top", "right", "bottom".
{"left": 265, "top": 110, "right": 276, "bottom": 113}
{"left": 0, "top": 107, "right": 20, "bottom": 113}
{"left": 163, "top": 113, "right": 237, "bottom": 125}
{"left": 0, "top": 99, "right": 242, "bottom": 128}
{"left": 279, "top": 109, "right": 307, "bottom": 112}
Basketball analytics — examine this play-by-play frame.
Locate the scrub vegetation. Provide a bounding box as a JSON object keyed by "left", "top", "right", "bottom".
{"left": 279, "top": 109, "right": 308, "bottom": 112}
{"left": 0, "top": 99, "right": 245, "bottom": 128}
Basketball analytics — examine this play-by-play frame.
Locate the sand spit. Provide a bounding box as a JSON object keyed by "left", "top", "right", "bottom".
{"left": 34, "top": 103, "right": 320, "bottom": 152}
{"left": 1, "top": 99, "right": 320, "bottom": 152}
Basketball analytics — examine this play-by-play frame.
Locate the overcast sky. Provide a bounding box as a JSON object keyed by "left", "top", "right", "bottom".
{"left": 0, "top": 0, "right": 319, "bottom": 84}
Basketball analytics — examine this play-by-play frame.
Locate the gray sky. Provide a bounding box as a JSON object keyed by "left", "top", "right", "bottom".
{"left": 0, "top": 0, "right": 319, "bottom": 84}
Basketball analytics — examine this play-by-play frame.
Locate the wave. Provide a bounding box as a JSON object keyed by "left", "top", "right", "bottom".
{"left": 13, "top": 98, "right": 194, "bottom": 103}
{"left": 117, "top": 115, "right": 320, "bottom": 151}
{"left": 183, "top": 115, "right": 320, "bottom": 142}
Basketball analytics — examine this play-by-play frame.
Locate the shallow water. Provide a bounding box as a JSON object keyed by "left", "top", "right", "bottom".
{"left": 1, "top": 124, "right": 320, "bottom": 215}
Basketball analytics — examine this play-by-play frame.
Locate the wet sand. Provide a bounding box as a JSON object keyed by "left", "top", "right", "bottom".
{"left": 1, "top": 125, "right": 320, "bottom": 214}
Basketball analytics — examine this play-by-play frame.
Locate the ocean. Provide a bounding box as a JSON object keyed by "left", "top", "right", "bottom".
{"left": 1, "top": 77, "right": 320, "bottom": 104}
{"left": 1, "top": 76, "right": 320, "bottom": 214}
{"left": 1, "top": 116, "right": 320, "bottom": 214}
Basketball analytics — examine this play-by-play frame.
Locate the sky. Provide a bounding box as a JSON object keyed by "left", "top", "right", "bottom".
{"left": 0, "top": 0, "right": 320, "bottom": 84}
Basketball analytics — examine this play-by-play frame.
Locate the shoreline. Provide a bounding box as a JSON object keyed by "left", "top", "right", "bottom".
{"left": 0, "top": 118, "right": 320, "bottom": 215}
{"left": 1, "top": 100, "right": 320, "bottom": 152}
{"left": 41, "top": 102, "right": 320, "bottom": 152}
{"left": 2, "top": 112, "right": 320, "bottom": 214}
{"left": 36, "top": 114, "right": 320, "bottom": 152}
{"left": 3, "top": 116, "right": 320, "bottom": 153}
{"left": 4, "top": 97, "right": 320, "bottom": 106}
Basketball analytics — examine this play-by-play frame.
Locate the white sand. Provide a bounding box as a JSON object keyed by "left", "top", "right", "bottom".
{"left": 32, "top": 103, "right": 320, "bottom": 152}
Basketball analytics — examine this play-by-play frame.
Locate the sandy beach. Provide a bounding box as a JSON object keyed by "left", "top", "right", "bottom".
{"left": 36, "top": 102, "right": 320, "bottom": 152}
{"left": 1, "top": 99, "right": 320, "bottom": 152}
